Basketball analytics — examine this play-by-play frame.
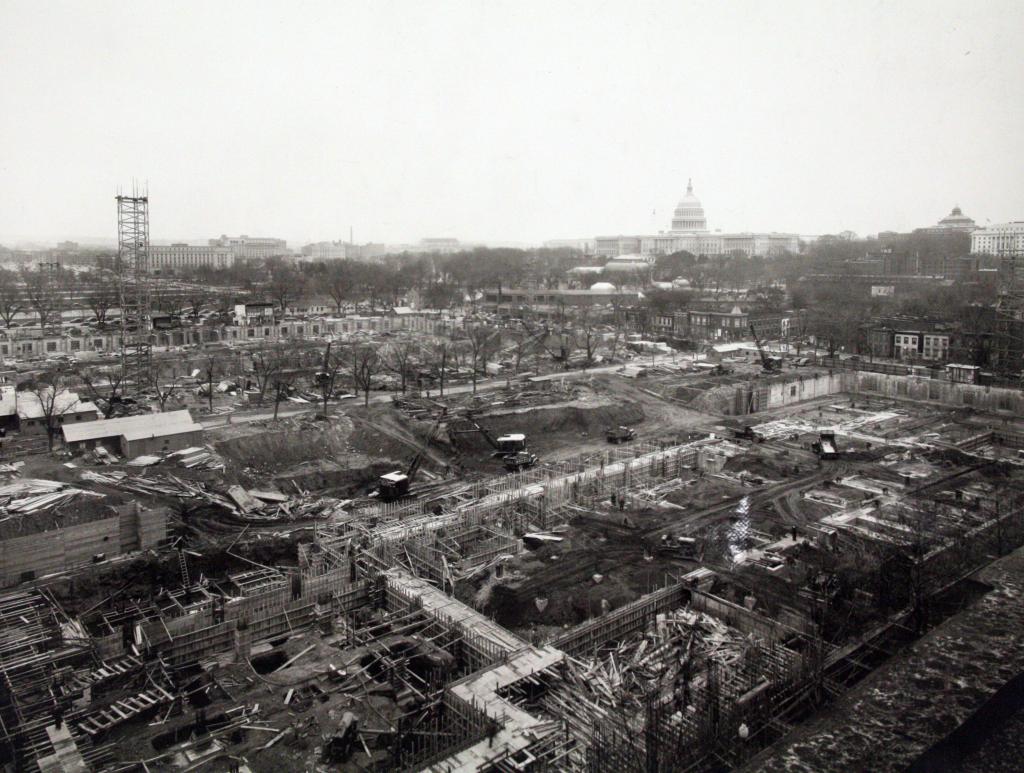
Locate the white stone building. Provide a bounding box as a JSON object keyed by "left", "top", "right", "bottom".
{"left": 971, "top": 222, "right": 1024, "bottom": 256}
{"left": 150, "top": 243, "right": 235, "bottom": 272}
{"left": 594, "top": 180, "right": 799, "bottom": 258}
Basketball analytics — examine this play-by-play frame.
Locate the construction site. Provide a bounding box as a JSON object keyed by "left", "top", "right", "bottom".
{"left": 4, "top": 343, "right": 1024, "bottom": 772}
{"left": 3, "top": 196, "right": 1024, "bottom": 771}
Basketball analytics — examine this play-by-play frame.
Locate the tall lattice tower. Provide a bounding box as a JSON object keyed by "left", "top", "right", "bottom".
{"left": 116, "top": 189, "right": 153, "bottom": 387}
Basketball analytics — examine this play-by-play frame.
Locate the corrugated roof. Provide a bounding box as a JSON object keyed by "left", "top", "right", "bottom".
{"left": 62, "top": 410, "right": 202, "bottom": 444}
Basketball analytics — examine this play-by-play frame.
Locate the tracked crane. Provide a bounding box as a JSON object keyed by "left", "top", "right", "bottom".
{"left": 749, "top": 322, "right": 782, "bottom": 373}
{"left": 449, "top": 413, "right": 538, "bottom": 471}
{"left": 377, "top": 413, "right": 445, "bottom": 502}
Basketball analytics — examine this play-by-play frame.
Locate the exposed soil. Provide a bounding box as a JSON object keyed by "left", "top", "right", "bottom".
{"left": 464, "top": 506, "right": 697, "bottom": 633}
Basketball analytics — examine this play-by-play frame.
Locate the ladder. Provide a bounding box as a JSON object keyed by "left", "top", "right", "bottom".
{"left": 177, "top": 549, "right": 190, "bottom": 588}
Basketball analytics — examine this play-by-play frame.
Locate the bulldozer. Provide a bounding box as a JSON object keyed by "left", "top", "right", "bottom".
{"left": 605, "top": 426, "right": 637, "bottom": 444}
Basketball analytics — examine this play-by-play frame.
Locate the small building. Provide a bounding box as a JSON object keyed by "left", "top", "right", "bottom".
{"left": 62, "top": 409, "right": 204, "bottom": 457}
{"left": 0, "top": 385, "right": 17, "bottom": 433}
{"left": 946, "top": 363, "right": 980, "bottom": 384}
{"left": 233, "top": 301, "right": 276, "bottom": 326}
{"left": 17, "top": 390, "right": 99, "bottom": 436}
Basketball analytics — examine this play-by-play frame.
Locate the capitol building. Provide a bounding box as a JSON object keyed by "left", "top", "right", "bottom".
{"left": 594, "top": 180, "right": 799, "bottom": 258}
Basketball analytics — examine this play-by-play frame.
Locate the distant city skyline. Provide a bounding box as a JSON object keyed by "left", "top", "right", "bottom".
{"left": 2, "top": 1, "right": 1022, "bottom": 246}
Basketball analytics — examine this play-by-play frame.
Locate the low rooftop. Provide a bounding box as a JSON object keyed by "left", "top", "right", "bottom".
{"left": 62, "top": 409, "right": 202, "bottom": 444}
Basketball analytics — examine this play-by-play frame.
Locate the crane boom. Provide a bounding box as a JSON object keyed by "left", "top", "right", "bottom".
{"left": 406, "top": 413, "right": 444, "bottom": 483}
{"left": 749, "top": 323, "right": 780, "bottom": 372}
{"left": 449, "top": 414, "right": 501, "bottom": 450}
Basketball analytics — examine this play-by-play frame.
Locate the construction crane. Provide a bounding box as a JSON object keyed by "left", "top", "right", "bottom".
{"left": 749, "top": 323, "right": 781, "bottom": 373}
{"left": 519, "top": 319, "right": 566, "bottom": 363}
{"left": 450, "top": 414, "right": 530, "bottom": 457}
{"left": 449, "top": 414, "right": 538, "bottom": 471}
{"left": 377, "top": 414, "right": 445, "bottom": 502}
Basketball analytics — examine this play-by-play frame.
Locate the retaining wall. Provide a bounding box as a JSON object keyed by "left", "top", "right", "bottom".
{"left": 0, "top": 504, "right": 166, "bottom": 586}
{"left": 852, "top": 372, "right": 1024, "bottom": 414}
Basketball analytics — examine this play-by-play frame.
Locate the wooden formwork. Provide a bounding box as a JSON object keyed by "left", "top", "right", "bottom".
{"left": 553, "top": 583, "right": 691, "bottom": 657}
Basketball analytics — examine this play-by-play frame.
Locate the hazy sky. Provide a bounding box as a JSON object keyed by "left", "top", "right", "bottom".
{"left": 2, "top": 0, "right": 1022, "bottom": 247}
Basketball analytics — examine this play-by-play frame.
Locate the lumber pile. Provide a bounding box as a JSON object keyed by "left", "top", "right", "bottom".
{"left": 560, "top": 609, "right": 769, "bottom": 715}
{"left": 0, "top": 479, "right": 103, "bottom": 519}
{"left": 78, "top": 470, "right": 343, "bottom": 523}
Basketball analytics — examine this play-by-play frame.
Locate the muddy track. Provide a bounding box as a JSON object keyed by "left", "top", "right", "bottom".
{"left": 641, "top": 466, "right": 843, "bottom": 538}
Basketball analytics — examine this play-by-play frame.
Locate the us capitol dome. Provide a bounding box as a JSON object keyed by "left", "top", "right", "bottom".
{"left": 670, "top": 179, "right": 708, "bottom": 232}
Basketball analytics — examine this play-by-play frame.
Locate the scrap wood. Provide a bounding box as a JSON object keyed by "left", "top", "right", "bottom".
{"left": 274, "top": 644, "right": 316, "bottom": 674}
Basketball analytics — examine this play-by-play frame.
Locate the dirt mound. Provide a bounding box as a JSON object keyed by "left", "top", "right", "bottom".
{"left": 215, "top": 416, "right": 360, "bottom": 474}
{"left": 449, "top": 398, "right": 644, "bottom": 454}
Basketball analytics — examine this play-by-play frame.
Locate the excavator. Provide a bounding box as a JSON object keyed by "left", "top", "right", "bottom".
{"left": 376, "top": 414, "right": 445, "bottom": 502}
{"left": 749, "top": 323, "right": 782, "bottom": 373}
{"left": 449, "top": 414, "right": 539, "bottom": 472}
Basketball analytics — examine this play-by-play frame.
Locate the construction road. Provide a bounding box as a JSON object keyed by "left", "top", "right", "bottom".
{"left": 198, "top": 354, "right": 686, "bottom": 429}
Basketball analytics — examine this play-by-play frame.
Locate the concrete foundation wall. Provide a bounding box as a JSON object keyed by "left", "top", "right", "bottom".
{"left": 0, "top": 506, "right": 168, "bottom": 586}
{"left": 853, "top": 371, "right": 1024, "bottom": 414}
{"left": 708, "top": 369, "right": 1024, "bottom": 417}
{"left": 0, "top": 516, "right": 119, "bottom": 584}
{"left": 766, "top": 371, "right": 847, "bottom": 409}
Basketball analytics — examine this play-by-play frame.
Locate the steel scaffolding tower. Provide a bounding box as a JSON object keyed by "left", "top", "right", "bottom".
{"left": 116, "top": 191, "right": 153, "bottom": 387}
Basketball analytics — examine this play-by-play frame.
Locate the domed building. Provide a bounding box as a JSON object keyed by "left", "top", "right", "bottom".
{"left": 594, "top": 178, "right": 799, "bottom": 259}
{"left": 935, "top": 206, "right": 977, "bottom": 233}
{"left": 670, "top": 179, "right": 708, "bottom": 232}
{"left": 915, "top": 205, "right": 978, "bottom": 235}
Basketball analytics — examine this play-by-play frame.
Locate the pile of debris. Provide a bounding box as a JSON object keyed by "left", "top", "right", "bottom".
{"left": 78, "top": 470, "right": 344, "bottom": 523}
{"left": 0, "top": 479, "right": 103, "bottom": 518}
{"left": 561, "top": 609, "right": 770, "bottom": 714}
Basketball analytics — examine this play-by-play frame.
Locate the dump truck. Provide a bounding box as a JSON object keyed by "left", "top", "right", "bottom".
{"left": 811, "top": 431, "right": 839, "bottom": 459}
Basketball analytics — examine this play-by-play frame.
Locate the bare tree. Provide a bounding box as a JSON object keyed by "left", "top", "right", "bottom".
{"left": 149, "top": 363, "right": 182, "bottom": 412}
{"left": 430, "top": 339, "right": 453, "bottom": 396}
{"left": 22, "top": 372, "right": 81, "bottom": 450}
{"left": 382, "top": 338, "right": 416, "bottom": 393}
{"left": 250, "top": 341, "right": 290, "bottom": 406}
{"left": 574, "top": 309, "right": 602, "bottom": 367}
{"left": 0, "top": 268, "right": 24, "bottom": 329}
{"left": 349, "top": 343, "right": 380, "bottom": 407}
{"left": 464, "top": 324, "right": 500, "bottom": 393}
{"left": 266, "top": 259, "right": 306, "bottom": 313}
{"left": 199, "top": 354, "right": 224, "bottom": 412}
{"left": 315, "top": 341, "right": 346, "bottom": 416}
{"left": 185, "top": 288, "right": 211, "bottom": 320}
{"left": 509, "top": 329, "right": 532, "bottom": 375}
{"left": 271, "top": 369, "right": 296, "bottom": 420}
{"left": 20, "top": 266, "right": 61, "bottom": 330}
{"left": 325, "top": 261, "right": 356, "bottom": 314}
{"left": 83, "top": 275, "right": 119, "bottom": 328}
{"left": 153, "top": 288, "right": 188, "bottom": 317}
{"left": 77, "top": 366, "right": 127, "bottom": 418}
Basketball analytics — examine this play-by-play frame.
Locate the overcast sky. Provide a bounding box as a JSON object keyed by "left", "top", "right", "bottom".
{"left": 2, "top": 0, "right": 1022, "bottom": 247}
